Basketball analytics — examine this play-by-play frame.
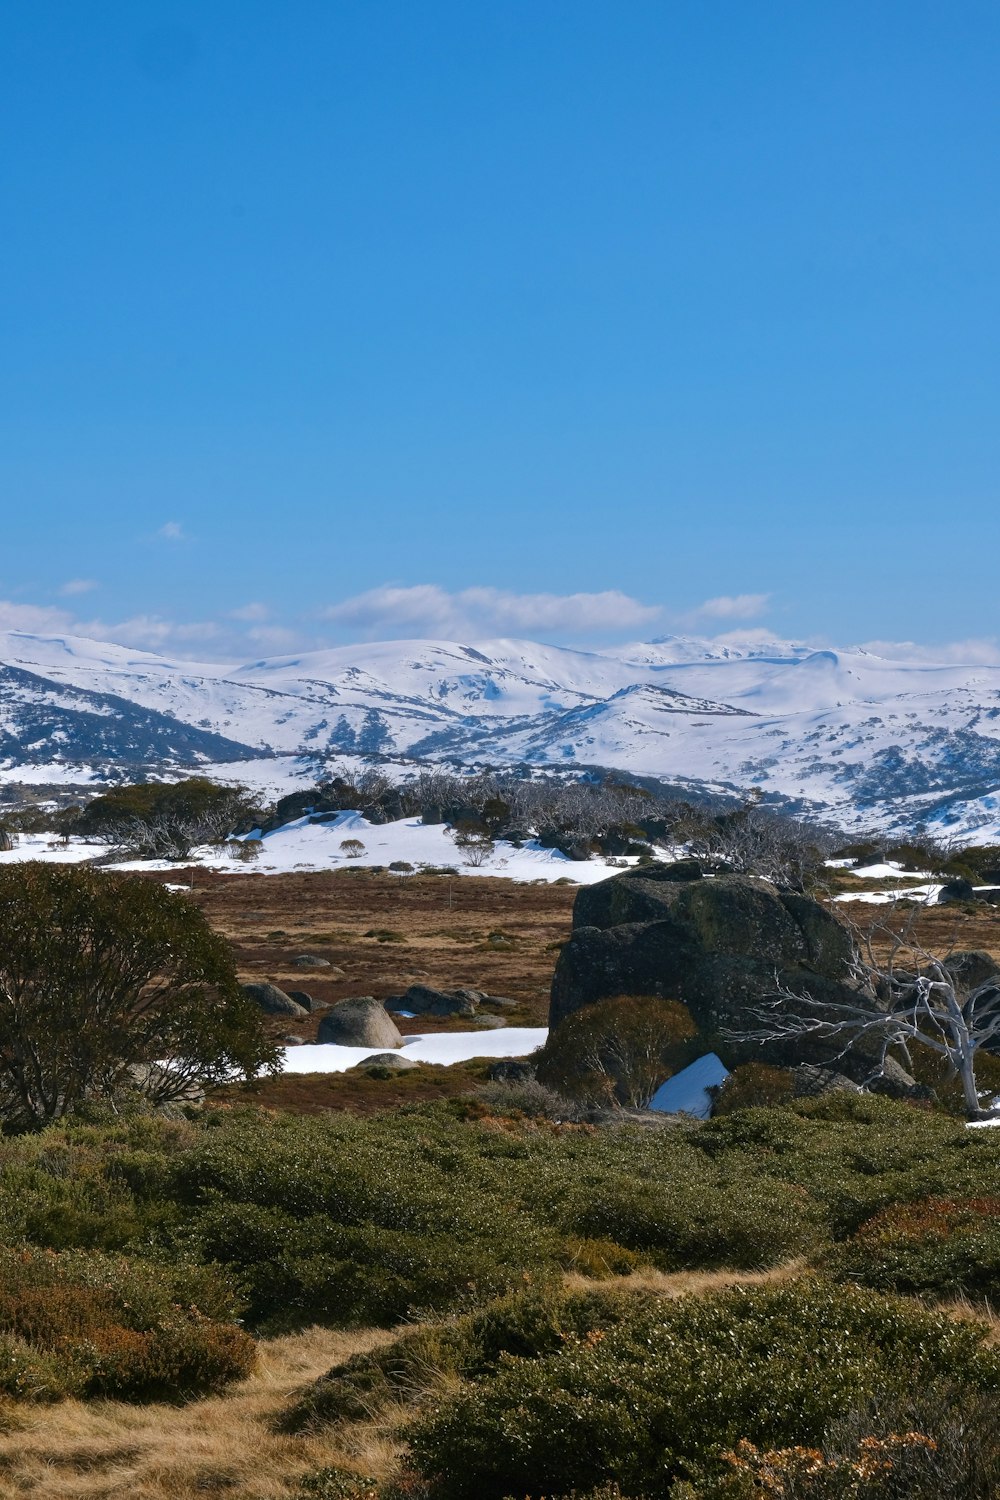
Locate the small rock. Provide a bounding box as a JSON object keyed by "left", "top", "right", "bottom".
{"left": 938, "top": 878, "right": 976, "bottom": 904}
{"left": 294, "top": 955, "right": 333, "bottom": 969}
{"left": 792, "top": 1065, "right": 862, "bottom": 1097}
{"left": 469, "top": 1013, "right": 507, "bottom": 1029}
{"left": 488, "top": 1060, "right": 536, "bottom": 1083}
{"left": 282, "top": 1034, "right": 307, "bottom": 1046}
{"left": 350, "top": 1052, "right": 419, "bottom": 1072}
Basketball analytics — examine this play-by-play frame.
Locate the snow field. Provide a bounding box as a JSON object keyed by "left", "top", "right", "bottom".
{"left": 279, "top": 1027, "right": 548, "bottom": 1075}
{"left": 0, "top": 811, "right": 643, "bottom": 885}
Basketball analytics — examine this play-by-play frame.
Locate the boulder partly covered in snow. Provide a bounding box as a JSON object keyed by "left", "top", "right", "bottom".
{"left": 317, "top": 998, "right": 403, "bottom": 1049}
{"left": 385, "top": 984, "right": 481, "bottom": 1017}
{"left": 547, "top": 862, "right": 923, "bottom": 1089}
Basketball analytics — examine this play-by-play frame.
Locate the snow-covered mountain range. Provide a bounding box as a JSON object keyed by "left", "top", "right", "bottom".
{"left": 3, "top": 628, "right": 1000, "bottom": 839}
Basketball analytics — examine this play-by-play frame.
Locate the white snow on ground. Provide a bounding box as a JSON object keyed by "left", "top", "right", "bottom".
{"left": 197, "top": 812, "right": 630, "bottom": 884}
{"left": 846, "top": 862, "right": 934, "bottom": 881}
{"left": 278, "top": 1027, "right": 548, "bottom": 1074}
{"left": 834, "top": 884, "right": 944, "bottom": 906}
{"left": 0, "top": 763, "right": 103, "bottom": 787}
{"left": 0, "top": 812, "right": 642, "bottom": 885}
{"left": 0, "top": 833, "right": 100, "bottom": 866}
{"left": 648, "top": 1053, "right": 730, "bottom": 1118}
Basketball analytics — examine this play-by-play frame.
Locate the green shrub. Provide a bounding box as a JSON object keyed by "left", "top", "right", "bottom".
{"left": 0, "top": 1246, "right": 253, "bottom": 1400}
{"left": 713, "top": 1063, "right": 795, "bottom": 1115}
{"left": 704, "top": 1384, "right": 1000, "bottom": 1498}
{"left": 536, "top": 996, "right": 698, "bottom": 1107}
{"left": 3, "top": 1095, "right": 1000, "bottom": 1343}
{"left": 407, "top": 1279, "right": 1000, "bottom": 1499}
{"left": 281, "top": 1282, "right": 648, "bottom": 1433}
{"left": 552, "top": 1171, "right": 812, "bottom": 1268}
{"left": 832, "top": 1195, "right": 1000, "bottom": 1303}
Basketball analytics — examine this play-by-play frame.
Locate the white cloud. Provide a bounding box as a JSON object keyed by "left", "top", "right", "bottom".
{"left": 855, "top": 637, "right": 1000, "bottom": 665}
{"left": 0, "top": 601, "right": 80, "bottom": 635}
{"left": 320, "top": 584, "right": 662, "bottom": 640}
{"left": 58, "top": 579, "right": 99, "bottom": 597}
{"left": 155, "top": 521, "right": 187, "bottom": 542}
{"left": 228, "top": 602, "right": 271, "bottom": 622}
{"left": 691, "top": 593, "right": 772, "bottom": 622}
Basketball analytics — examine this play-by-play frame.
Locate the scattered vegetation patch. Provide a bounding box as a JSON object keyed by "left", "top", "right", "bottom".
{"left": 832, "top": 1195, "right": 1000, "bottom": 1304}
{"left": 404, "top": 1278, "right": 1000, "bottom": 1498}
{"left": 0, "top": 1245, "right": 253, "bottom": 1401}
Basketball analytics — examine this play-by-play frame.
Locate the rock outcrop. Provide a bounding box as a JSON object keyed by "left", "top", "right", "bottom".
{"left": 549, "top": 863, "right": 921, "bottom": 1093}
{"left": 242, "top": 982, "right": 310, "bottom": 1018}
{"left": 551, "top": 864, "right": 854, "bottom": 1032}
{"left": 385, "top": 984, "right": 480, "bottom": 1017}
{"left": 317, "top": 998, "right": 403, "bottom": 1049}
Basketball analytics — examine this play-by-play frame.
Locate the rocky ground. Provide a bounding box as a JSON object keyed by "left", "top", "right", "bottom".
{"left": 140, "top": 867, "right": 576, "bottom": 1113}
{"left": 135, "top": 867, "right": 1000, "bottom": 1114}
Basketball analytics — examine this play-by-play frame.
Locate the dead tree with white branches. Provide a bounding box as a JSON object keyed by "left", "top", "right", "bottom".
{"left": 724, "top": 909, "right": 1000, "bottom": 1119}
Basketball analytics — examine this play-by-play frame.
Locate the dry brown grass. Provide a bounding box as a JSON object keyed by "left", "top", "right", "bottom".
{"left": 0, "top": 1325, "right": 399, "bottom": 1500}
{"left": 2, "top": 1260, "right": 996, "bottom": 1498}
{"left": 560, "top": 1260, "right": 808, "bottom": 1297}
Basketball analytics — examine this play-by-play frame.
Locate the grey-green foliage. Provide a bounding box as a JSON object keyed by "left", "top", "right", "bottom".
{"left": 407, "top": 1279, "right": 1000, "bottom": 1499}
{"left": 0, "top": 1094, "right": 995, "bottom": 1332}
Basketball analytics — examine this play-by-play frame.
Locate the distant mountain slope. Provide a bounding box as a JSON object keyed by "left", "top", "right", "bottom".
{"left": 0, "top": 661, "right": 258, "bottom": 774}
{"left": 2, "top": 629, "right": 1000, "bottom": 837}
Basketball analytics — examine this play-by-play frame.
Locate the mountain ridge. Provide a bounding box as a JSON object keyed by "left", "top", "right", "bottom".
{"left": 2, "top": 628, "right": 1000, "bottom": 838}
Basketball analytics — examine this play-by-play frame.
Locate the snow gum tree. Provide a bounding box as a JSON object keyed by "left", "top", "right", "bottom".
{"left": 0, "top": 863, "right": 277, "bottom": 1129}
{"left": 727, "top": 911, "right": 1000, "bottom": 1119}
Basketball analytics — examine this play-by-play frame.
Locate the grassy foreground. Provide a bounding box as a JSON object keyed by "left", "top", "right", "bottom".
{"left": 2, "top": 1091, "right": 1000, "bottom": 1495}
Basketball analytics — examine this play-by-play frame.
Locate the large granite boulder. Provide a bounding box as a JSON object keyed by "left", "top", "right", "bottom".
{"left": 317, "top": 998, "right": 403, "bottom": 1049}
{"left": 943, "top": 950, "right": 1000, "bottom": 996}
{"left": 545, "top": 864, "right": 915, "bottom": 1085}
{"left": 551, "top": 867, "right": 855, "bottom": 1032}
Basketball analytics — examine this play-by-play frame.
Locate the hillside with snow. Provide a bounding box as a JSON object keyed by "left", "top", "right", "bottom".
{"left": 2, "top": 628, "right": 1000, "bottom": 838}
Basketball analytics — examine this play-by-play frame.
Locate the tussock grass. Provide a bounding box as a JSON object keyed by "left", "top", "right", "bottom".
{"left": 560, "top": 1258, "right": 807, "bottom": 1297}
{"left": 0, "top": 1326, "right": 396, "bottom": 1500}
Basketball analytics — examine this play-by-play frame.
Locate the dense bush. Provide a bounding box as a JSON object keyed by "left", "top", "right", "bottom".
{"left": 0, "top": 864, "right": 276, "bottom": 1129}
{"left": 713, "top": 1062, "right": 796, "bottom": 1114}
{"left": 281, "top": 1281, "right": 651, "bottom": 1432}
{"left": 407, "top": 1279, "right": 1000, "bottom": 1498}
{"left": 0, "top": 1245, "right": 253, "bottom": 1400}
{"left": 705, "top": 1383, "right": 1000, "bottom": 1498}
{"left": 832, "top": 1195, "right": 1000, "bottom": 1303}
{"left": 75, "top": 777, "right": 262, "bottom": 859}
{"left": 535, "top": 995, "right": 698, "bottom": 1107}
{"left": 0, "top": 1096, "right": 995, "bottom": 1338}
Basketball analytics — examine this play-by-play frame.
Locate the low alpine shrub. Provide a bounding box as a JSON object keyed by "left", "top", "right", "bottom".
{"left": 407, "top": 1278, "right": 1000, "bottom": 1499}
{"left": 0, "top": 1246, "right": 253, "bottom": 1400}
{"left": 831, "top": 1195, "right": 1000, "bottom": 1303}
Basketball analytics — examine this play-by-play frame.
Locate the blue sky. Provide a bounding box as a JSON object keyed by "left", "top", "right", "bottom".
{"left": 1, "top": 1, "right": 998, "bottom": 659}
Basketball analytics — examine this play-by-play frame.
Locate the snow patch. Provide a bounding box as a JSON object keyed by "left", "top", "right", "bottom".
{"left": 278, "top": 1027, "right": 547, "bottom": 1074}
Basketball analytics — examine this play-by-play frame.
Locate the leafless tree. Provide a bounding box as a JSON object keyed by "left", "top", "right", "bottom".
{"left": 454, "top": 828, "right": 495, "bottom": 867}
{"left": 686, "top": 790, "right": 835, "bottom": 889}
{"left": 724, "top": 910, "right": 1000, "bottom": 1119}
